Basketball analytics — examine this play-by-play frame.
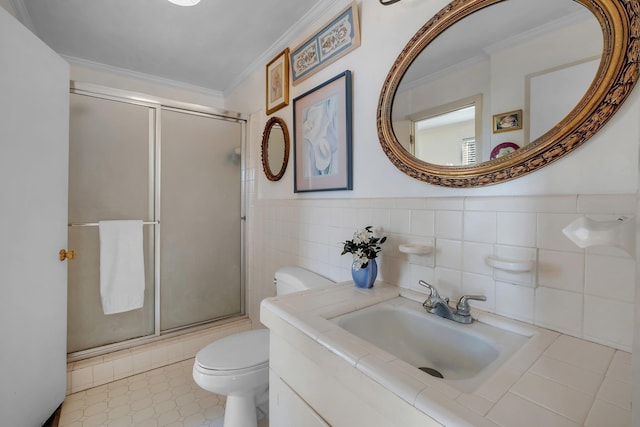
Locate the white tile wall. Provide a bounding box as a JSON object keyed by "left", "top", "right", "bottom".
{"left": 436, "top": 210, "right": 463, "bottom": 240}
{"left": 583, "top": 296, "right": 635, "bottom": 349}
{"left": 253, "top": 194, "right": 636, "bottom": 352}
{"left": 463, "top": 242, "right": 494, "bottom": 276}
{"left": 537, "top": 250, "right": 585, "bottom": 292}
{"left": 436, "top": 239, "right": 463, "bottom": 270}
{"left": 495, "top": 281, "right": 535, "bottom": 323}
{"left": 497, "top": 212, "right": 536, "bottom": 247}
{"left": 464, "top": 211, "right": 497, "bottom": 244}
{"left": 462, "top": 272, "right": 495, "bottom": 312}
{"left": 538, "top": 213, "right": 584, "bottom": 252}
{"left": 410, "top": 210, "right": 434, "bottom": 236}
{"left": 585, "top": 254, "right": 635, "bottom": 300}
{"left": 534, "top": 287, "right": 583, "bottom": 336}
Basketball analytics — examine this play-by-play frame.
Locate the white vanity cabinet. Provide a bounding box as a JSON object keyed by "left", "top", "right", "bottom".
{"left": 269, "top": 373, "right": 329, "bottom": 427}
{"left": 265, "top": 311, "right": 444, "bottom": 427}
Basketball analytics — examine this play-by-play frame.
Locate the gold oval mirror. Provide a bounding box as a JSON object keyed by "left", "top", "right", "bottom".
{"left": 261, "top": 117, "right": 290, "bottom": 181}
{"left": 377, "top": 0, "right": 639, "bottom": 187}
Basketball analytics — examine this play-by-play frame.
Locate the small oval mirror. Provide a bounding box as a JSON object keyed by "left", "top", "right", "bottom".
{"left": 261, "top": 117, "right": 290, "bottom": 181}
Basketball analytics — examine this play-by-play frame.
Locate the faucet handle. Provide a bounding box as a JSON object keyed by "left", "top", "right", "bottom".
{"left": 418, "top": 280, "right": 446, "bottom": 309}
{"left": 418, "top": 280, "right": 437, "bottom": 297}
{"left": 456, "top": 295, "right": 486, "bottom": 316}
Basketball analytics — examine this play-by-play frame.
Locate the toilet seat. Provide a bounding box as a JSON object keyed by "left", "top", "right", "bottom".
{"left": 195, "top": 329, "right": 269, "bottom": 374}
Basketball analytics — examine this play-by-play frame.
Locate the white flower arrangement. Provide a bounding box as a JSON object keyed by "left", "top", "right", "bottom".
{"left": 341, "top": 226, "right": 387, "bottom": 270}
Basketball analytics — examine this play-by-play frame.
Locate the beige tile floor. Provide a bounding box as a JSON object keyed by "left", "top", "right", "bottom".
{"left": 59, "top": 358, "right": 268, "bottom": 427}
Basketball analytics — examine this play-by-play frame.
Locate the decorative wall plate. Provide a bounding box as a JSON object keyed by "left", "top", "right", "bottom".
{"left": 490, "top": 142, "right": 520, "bottom": 159}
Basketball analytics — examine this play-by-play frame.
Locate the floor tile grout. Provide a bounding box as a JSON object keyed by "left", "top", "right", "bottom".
{"left": 59, "top": 358, "right": 268, "bottom": 427}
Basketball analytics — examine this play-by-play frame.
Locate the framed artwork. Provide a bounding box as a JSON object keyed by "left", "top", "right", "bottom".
{"left": 290, "top": 2, "right": 360, "bottom": 85}
{"left": 266, "top": 48, "right": 290, "bottom": 115}
{"left": 293, "top": 70, "right": 353, "bottom": 192}
{"left": 493, "top": 109, "right": 523, "bottom": 133}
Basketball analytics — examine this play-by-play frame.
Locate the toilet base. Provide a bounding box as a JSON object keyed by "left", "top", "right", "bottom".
{"left": 223, "top": 394, "right": 258, "bottom": 427}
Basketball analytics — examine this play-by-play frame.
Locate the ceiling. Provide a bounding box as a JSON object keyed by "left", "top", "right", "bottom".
{"left": 9, "top": 0, "right": 330, "bottom": 96}
{"left": 7, "top": 0, "right": 597, "bottom": 97}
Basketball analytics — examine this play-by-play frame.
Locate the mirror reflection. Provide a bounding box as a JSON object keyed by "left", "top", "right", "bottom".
{"left": 261, "top": 117, "right": 290, "bottom": 181}
{"left": 391, "top": 0, "right": 602, "bottom": 165}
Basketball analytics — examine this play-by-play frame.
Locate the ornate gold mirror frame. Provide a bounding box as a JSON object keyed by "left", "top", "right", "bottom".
{"left": 261, "top": 116, "right": 290, "bottom": 181}
{"left": 377, "top": 0, "right": 639, "bottom": 187}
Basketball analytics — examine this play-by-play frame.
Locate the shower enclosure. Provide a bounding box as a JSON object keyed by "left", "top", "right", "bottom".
{"left": 67, "top": 83, "right": 245, "bottom": 356}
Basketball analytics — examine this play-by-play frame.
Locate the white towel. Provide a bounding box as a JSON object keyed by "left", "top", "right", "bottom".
{"left": 99, "top": 220, "right": 145, "bottom": 315}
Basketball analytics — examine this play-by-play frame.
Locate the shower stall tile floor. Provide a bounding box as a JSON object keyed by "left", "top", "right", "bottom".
{"left": 59, "top": 358, "right": 269, "bottom": 427}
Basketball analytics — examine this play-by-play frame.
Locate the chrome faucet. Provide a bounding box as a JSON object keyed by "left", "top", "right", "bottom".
{"left": 418, "top": 280, "right": 486, "bottom": 324}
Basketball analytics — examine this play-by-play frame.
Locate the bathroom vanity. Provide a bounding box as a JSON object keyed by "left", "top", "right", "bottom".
{"left": 261, "top": 282, "right": 631, "bottom": 426}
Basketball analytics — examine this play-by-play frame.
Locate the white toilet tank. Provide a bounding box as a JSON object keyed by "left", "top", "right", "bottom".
{"left": 275, "top": 266, "right": 334, "bottom": 295}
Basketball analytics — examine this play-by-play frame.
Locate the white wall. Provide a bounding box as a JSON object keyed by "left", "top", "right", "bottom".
{"left": 415, "top": 120, "right": 475, "bottom": 164}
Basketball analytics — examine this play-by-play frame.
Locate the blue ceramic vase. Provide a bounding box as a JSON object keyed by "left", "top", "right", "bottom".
{"left": 351, "top": 258, "right": 377, "bottom": 289}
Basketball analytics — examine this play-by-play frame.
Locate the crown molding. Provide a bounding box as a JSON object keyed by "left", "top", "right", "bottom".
{"left": 13, "top": 0, "right": 345, "bottom": 98}
{"left": 64, "top": 55, "right": 225, "bottom": 101}
{"left": 223, "top": 0, "right": 344, "bottom": 97}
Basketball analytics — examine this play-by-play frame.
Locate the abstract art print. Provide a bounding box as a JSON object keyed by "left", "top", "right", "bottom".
{"left": 293, "top": 71, "right": 352, "bottom": 192}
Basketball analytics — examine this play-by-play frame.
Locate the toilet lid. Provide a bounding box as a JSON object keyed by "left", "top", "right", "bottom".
{"left": 195, "top": 329, "right": 269, "bottom": 371}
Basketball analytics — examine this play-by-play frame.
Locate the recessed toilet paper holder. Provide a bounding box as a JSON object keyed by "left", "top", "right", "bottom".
{"left": 562, "top": 216, "right": 635, "bottom": 256}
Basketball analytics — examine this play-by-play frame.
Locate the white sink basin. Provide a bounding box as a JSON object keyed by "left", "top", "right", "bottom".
{"left": 331, "top": 297, "right": 529, "bottom": 392}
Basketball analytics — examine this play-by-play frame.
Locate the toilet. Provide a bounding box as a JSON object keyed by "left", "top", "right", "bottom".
{"left": 192, "top": 266, "right": 334, "bottom": 427}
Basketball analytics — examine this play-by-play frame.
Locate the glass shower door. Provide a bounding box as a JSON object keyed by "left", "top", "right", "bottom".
{"left": 159, "top": 109, "right": 243, "bottom": 331}
{"left": 67, "top": 93, "right": 156, "bottom": 353}
{"left": 67, "top": 88, "right": 245, "bottom": 355}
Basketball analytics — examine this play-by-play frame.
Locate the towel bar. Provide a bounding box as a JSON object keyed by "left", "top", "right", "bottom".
{"left": 68, "top": 221, "right": 159, "bottom": 227}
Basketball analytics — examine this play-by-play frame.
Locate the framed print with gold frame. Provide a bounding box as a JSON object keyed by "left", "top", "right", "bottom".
{"left": 266, "top": 48, "right": 290, "bottom": 115}
{"left": 492, "top": 109, "right": 523, "bottom": 133}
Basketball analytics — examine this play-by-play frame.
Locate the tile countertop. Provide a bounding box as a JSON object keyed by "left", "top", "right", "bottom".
{"left": 260, "top": 282, "right": 632, "bottom": 427}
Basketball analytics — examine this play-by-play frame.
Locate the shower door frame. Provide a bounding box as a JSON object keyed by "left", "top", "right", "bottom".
{"left": 68, "top": 81, "right": 247, "bottom": 361}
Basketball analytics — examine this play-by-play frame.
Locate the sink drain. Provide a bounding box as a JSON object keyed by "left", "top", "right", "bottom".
{"left": 419, "top": 367, "right": 444, "bottom": 378}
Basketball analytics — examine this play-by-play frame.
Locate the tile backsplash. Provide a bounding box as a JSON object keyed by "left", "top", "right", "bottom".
{"left": 256, "top": 194, "right": 636, "bottom": 352}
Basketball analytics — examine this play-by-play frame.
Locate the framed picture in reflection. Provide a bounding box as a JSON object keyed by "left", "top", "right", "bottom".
{"left": 493, "top": 109, "right": 522, "bottom": 133}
